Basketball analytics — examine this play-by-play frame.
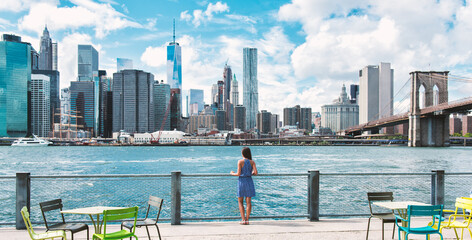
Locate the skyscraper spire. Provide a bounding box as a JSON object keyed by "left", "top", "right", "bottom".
{"left": 173, "top": 18, "right": 175, "bottom": 44}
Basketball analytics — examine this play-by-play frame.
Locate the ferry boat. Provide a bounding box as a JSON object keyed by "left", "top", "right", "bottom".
{"left": 11, "top": 135, "right": 52, "bottom": 147}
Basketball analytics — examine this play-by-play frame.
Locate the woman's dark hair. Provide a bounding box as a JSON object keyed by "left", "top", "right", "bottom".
{"left": 242, "top": 147, "right": 252, "bottom": 160}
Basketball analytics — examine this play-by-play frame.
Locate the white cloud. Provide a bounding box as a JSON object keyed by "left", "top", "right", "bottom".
{"left": 205, "top": 2, "right": 229, "bottom": 20}
{"left": 18, "top": 0, "right": 142, "bottom": 39}
{"left": 0, "top": 18, "right": 14, "bottom": 29}
{"left": 0, "top": 0, "right": 58, "bottom": 12}
{"left": 141, "top": 45, "right": 167, "bottom": 68}
{"left": 180, "top": 1, "right": 229, "bottom": 27}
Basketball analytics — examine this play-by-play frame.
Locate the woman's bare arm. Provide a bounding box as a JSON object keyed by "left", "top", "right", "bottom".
{"left": 230, "top": 160, "right": 244, "bottom": 176}
{"left": 251, "top": 161, "right": 258, "bottom": 175}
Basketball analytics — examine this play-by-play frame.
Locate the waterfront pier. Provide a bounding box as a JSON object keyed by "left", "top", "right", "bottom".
{"left": 0, "top": 218, "right": 462, "bottom": 239}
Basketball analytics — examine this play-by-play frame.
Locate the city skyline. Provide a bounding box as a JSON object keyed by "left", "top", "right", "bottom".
{"left": 1, "top": 0, "right": 472, "bottom": 116}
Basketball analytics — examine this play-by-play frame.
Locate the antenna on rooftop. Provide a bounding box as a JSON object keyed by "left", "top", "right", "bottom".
{"left": 173, "top": 18, "right": 175, "bottom": 44}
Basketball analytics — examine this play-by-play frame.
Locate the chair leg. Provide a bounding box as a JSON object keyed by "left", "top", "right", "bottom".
{"left": 87, "top": 227, "right": 89, "bottom": 240}
{"left": 454, "top": 228, "right": 459, "bottom": 239}
{"left": 145, "top": 226, "right": 151, "bottom": 240}
{"left": 156, "top": 224, "right": 162, "bottom": 240}
{"left": 382, "top": 221, "right": 385, "bottom": 240}
{"left": 366, "top": 217, "right": 372, "bottom": 240}
{"left": 72, "top": 232, "right": 74, "bottom": 240}
{"left": 392, "top": 222, "right": 395, "bottom": 240}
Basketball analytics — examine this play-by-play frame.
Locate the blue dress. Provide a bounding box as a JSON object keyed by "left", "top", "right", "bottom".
{"left": 238, "top": 159, "right": 256, "bottom": 197}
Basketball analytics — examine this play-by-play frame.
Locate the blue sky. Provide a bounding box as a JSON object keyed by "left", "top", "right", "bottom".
{"left": 1, "top": 0, "right": 472, "bottom": 115}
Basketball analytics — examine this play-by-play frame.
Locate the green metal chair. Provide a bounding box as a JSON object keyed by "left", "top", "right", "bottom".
{"left": 92, "top": 207, "right": 139, "bottom": 240}
{"left": 21, "top": 206, "right": 67, "bottom": 240}
{"left": 395, "top": 204, "right": 444, "bottom": 240}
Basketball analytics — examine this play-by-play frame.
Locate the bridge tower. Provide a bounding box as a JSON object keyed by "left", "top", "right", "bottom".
{"left": 408, "top": 71, "right": 449, "bottom": 147}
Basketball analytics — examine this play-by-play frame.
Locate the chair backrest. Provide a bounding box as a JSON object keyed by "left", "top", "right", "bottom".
{"left": 407, "top": 205, "right": 443, "bottom": 230}
{"left": 103, "top": 207, "right": 138, "bottom": 236}
{"left": 367, "top": 192, "right": 393, "bottom": 215}
{"left": 456, "top": 197, "right": 472, "bottom": 212}
{"left": 146, "top": 196, "right": 164, "bottom": 222}
{"left": 20, "top": 206, "right": 37, "bottom": 239}
{"left": 39, "top": 199, "right": 65, "bottom": 230}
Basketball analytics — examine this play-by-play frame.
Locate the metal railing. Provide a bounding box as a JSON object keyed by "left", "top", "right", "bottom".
{"left": 3, "top": 170, "right": 471, "bottom": 229}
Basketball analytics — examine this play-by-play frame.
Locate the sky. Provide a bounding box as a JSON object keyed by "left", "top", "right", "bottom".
{"left": 1, "top": 0, "right": 472, "bottom": 116}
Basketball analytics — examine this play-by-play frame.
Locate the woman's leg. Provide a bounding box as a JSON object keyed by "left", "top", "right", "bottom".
{"left": 245, "top": 197, "right": 252, "bottom": 224}
{"left": 238, "top": 197, "right": 246, "bottom": 223}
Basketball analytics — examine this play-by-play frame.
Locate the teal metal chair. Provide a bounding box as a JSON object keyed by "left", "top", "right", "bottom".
{"left": 395, "top": 205, "right": 444, "bottom": 240}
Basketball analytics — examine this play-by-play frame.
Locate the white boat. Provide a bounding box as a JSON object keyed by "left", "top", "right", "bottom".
{"left": 11, "top": 135, "right": 52, "bottom": 146}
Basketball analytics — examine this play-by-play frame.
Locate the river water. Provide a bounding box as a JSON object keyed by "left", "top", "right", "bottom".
{"left": 0, "top": 146, "right": 471, "bottom": 223}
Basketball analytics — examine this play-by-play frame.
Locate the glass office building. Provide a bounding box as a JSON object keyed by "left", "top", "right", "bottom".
{"left": 243, "top": 48, "right": 258, "bottom": 130}
{"left": 70, "top": 81, "right": 95, "bottom": 133}
{"left": 112, "top": 70, "right": 154, "bottom": 133}
{"left": 154, "top": 81, "right": 171, "bottom": 131}
{"left": 189, "top": 89, "right": 204, "bottom": 115}
{"left": 167, "top": 43, "right": 182, "bottom": 89}
{"left": 32, "top": 69, "right": 60, "bottom": 125}
{"left": 0, "top": 35, "right": 31, "bottom": 137}
{"left": 78, "top": 45, "right": 98, "bottom": 81}
{"left": 30, "top": 74, "right": 50, "bottom": 137}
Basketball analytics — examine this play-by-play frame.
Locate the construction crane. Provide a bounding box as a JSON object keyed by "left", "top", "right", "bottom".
{"left": 151, "top": 92, "right": 174, "bottom": 144}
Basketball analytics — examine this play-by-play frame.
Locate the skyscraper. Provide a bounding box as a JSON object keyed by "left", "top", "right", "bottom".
{"left": 270, "top": 114, "right": 279, "bottom": 134}
{"left": 39, "top": 26, "right": 53, "bottom": 70}
{"left": 32, "top": 69, "right": 60, "bottom": 127}
{"left": 112, "top": 70, "right": 154, "bottom": 133}
{"left": 234, "top": 105, "right": 246, "bottom": 131}
{"left": 283, "top": 105, "right": 312, "bottom": 132}
{"left": 217, "top": 80, "right": 224, "bottom": 109}
{"left": 0, "top": 34, "right": 31, "bottom": 137}
{"left": 211, "top": 84, "right": 218, "bottom": 104}
{"left": 70, "top": 81, "right": 95, "bottom": 133}
{"left": 154, "top": 81, "right": 171, "bottom": 131}
{"left": 231, "top": 74, "right": 239, "bottom": 105}
{"left": 170, "top": 88, "right": 181, "bottom": 130}
{"left": 257, "top": 110, "right": 272, "bottom": 134}
{"left": 167, "top": 20, "right": 182, "bottom": 89}
{"left": 350, "top": 84, "right": 359, "bottom": 104}
{"left": 52, "top": 42, "right": 58, "bottom": 71}
{"left": 30, "top": 74, "right": 50, "bottom": 137}
{"left": 215, "top": 110, "right": 226, "bottom": 130}
{"left": 223, "top": 63, "right": 232, "bottom": 108}
{"left": 243, "top": 48, "right": 258, "bottom": 130}
{"left": 78, "top": 44, "right": 99, "bottom": 81}
{"left": 359, "top": 62, "right": 394, "bottom": 124}
{"left": 117, "top": 58, "right": 133, "bottom": 72}
{"left": 189, "top": 89, "right": 204, "bottom": 115}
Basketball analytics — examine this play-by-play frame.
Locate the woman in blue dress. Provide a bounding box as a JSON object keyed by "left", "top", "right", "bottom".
{"left": 230, "top": 147, "right": 258, "bottom": 225}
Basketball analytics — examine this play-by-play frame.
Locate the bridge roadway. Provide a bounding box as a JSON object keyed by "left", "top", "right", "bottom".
{"left": 344, "top": 96, "right": 472, "bottom": 135}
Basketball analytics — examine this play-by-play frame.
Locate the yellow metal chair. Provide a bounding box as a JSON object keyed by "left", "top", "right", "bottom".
{"left": 92, "top": 206, "right": 139, "bottom": 240}
{"left": 429, "top": 197, "right": 472, "bottom": 240}
{"left": 20, "top": 206, "right": 67, "bottom": 240}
